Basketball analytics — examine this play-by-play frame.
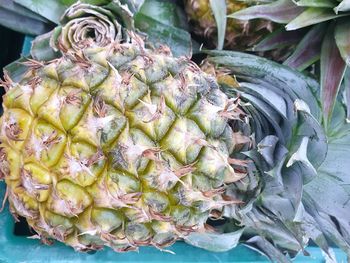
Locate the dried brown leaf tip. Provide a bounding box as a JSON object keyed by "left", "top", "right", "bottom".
{"left": 27, "top": 76, "right": 42, "bottom": 91}
{"left": 139, "top": 95, "right": 166, "bottom": 123}
{"left": 128, "top": 30, "right": 145, "bottom": 51}
{"left": 156, "top": 45, "right": 172, "bottom": 56}
{"left": 68, "top": 52, "right": 91, "bottom": 70}
{"left": 65, "top": 90, "right": 83, "bottom": 106}
{"left": 0, "top": 71, "right": 14, "bottom": 92}
{"left": 21, "top": 58, "right": 45, "bottom": 70}
{"left": 56, "top": 39, "right": 69, "bottom": 54}
{"left": 219, "top": 98, "right": 246, "bottom": 120}
{"left": 42, "top": 130, "right": 61, "bottom": 149}
{"left": 178, "top": 72, "right": 187, "bottom": 91}
{"left": 5, "top": 122, "right": 23, "bottom": 141}
{"left": 93, "top": 96, "right": 107, "bottom": 117}
{"left": 141, "top": 147, "right": 162, "bottom": 161}
{"left": 149, "top": 208, "right": 172, "bottom": 222}
{"left": 139, "top": 54, "right": 154, "bottom": 68}
{"left": 121, "top": 71, "right": 135, "bottom": 86}
{"left": 85, "top": 149, "right": 105, "bottom": 167}
{"left": 180, "top": 56, "right": 200, "bottom": 73}
{"left": 77, "top": 38, "right": 95, "bottom": 49}
{"left": 0, "top": 147, "right": 9, "bottom": 180}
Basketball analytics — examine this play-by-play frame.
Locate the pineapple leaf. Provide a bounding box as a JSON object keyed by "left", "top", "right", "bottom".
{"left": 334, "top": 0, "right": 350, "bottom": 13}
{"left": 0, "top": 7, "right": 50, "bottom": 36}
{"left": 185, "top": 229, "right": 244, "bottom": 252}
{"left": 345, "top": 69, "right": 350, "bottom": 121}
{"left": 304, "top": 104, "right": 350, "bottom": 257}
{"left": 205, "top": 50, "right": 350, "bottom": 261}
{"left": 294, "top": 0, "right": 336, "bottom": 8}
{"left": 245, "top": 236, "right": 292, "bottom": 263}
{"left": 286, "top": 7, "right": 344, "bottom": 30}
{"left": 31, "top": 30, "right": 61, "bottom": 61}
{"left": 320, "top": 23, "right": 347, "bottom": 126}
{"left": 0, "top": 0, "right": 52, "bottom": 35}
{"left": 253, "top": 28, "right": 306, "bottom": 52}
{"left": 0, "top": 0, "right": 49, "bottom": 22}
{"left": 135, "top": 0, "right": 188, "bottom": 30}
{"left": 311, "top": 85, "right": 350, "bottom": 223}
{"left": 4, "top": 57, "right": 31, "bottom": 82}
{"left": 13, "top": 0, "right": 69, "bottom": 24}
{"left": 228, "top": 0, "right": 304, "bottom": 24}
{"left": 334, "top": 19, "right": 350, "bottom": 66}
{"left": 134, "top": 0, "right": 193, "bottom": 57}
{"left": 283, "top": 23, "right": 326, "bottom": 70}
{"left": 134, "top": 13, "right": 192, "bottom": 57}
{"left": 205, "top": 50, "right": 321, "bottom": 117}
{"left": 209, "top": 0, "right": 226, "bottom": 50}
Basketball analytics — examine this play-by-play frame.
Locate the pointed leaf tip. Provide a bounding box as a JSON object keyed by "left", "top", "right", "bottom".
{"left": 334, "top": 0, "right": 350, "bottom": 13}
{"left": 335, "top": 19, "right": 350, "bottom": 66}
{"left": 283, "top": 24, "right": 325, "bottom": 70}
{"left": 286, "top": 8, "right": 341, "bottom": 31}
{"left": 286, "top": 137, "right": 317, "bottom": 177}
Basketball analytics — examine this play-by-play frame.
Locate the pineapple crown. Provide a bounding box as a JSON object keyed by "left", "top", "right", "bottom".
{"left": 30, "top": 1, "right": 136, "bottom": 62}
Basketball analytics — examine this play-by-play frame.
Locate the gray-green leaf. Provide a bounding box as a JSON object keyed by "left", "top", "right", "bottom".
{"left": 335, "top": 19, "right": 350, "bottom": 66}
{"left": 185, "top": 229, "right": 244, "bottom": 252}
{"left": 286, "top": 7, "right": 344, "bottom": 30}
{"left": 209, "top": 0, "right": 226, "bottom": 50}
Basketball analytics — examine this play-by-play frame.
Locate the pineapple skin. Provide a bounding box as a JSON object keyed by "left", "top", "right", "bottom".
{"left": 0, "top": 40, "right": 247, "bottom": 252}
{"left": 185, "top": 0, "right": 274, "bottom": 50}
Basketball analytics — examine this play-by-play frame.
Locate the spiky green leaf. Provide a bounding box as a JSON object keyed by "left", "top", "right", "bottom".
{"left": 134, "top": 0, "right": 193, "bottom": 56}
{"left": 335, "top": 19, "right": 350, "bottom": 66}
{"left": 31, "top": 30, "right": 61, "bottom": 61}
{"left": 286, "top": 8, "right": 343, "bottom": 30}
{"left": 136, "top": 0, "right": 188, "bottom": 30}
{"left": 0, "top": 0, "right": 52, "bottom": 35}
{"left": 345, "top": 69, "right": 350, "bottom": 121}
{"left": 294, "top": 0, "right": 336, "bottom": 8}
{"left": 245, "top": 237, "right": 291, "bottom": 263}
{"left": 205, "top": 50, "right": 320, "bottom": 117}
{"left": 134, "top": 13, "right": 192, "bottom": 57}
{"left": 304, "top": 102, "right": 350, "bottom": 257}
{"left": 13, "top": 0, "right": 69, "bottom": 23}
{"left": 334, "top": 0, "right": 350, "bottom": 13}
{"left": 228, "top": 0, "right": 304, "bottom": 24}
{"left": 209, "top": 0, "right": 226, "bottom": 50}
{"left": 283, "top": 24, "right": 326, "bottom": 70}
{"left": 4, "top": 57, "right": 30, "bottom": 82}
{"left": 253, "top": 28, "right": 305, "bottom": 52}
{"left": 320, "top": 23, "right": 347, "bottom": 126}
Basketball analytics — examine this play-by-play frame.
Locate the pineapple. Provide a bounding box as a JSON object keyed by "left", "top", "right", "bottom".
{"left": 184, "top": 0, "right": 274, "bottom": 50}
{"left": 0, "top": 36, "right": 250, "bottom": 252}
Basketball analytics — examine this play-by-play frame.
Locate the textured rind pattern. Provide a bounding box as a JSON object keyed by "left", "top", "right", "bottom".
{"left": 0, "top": 42, "right": 245, "bottom": 252}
